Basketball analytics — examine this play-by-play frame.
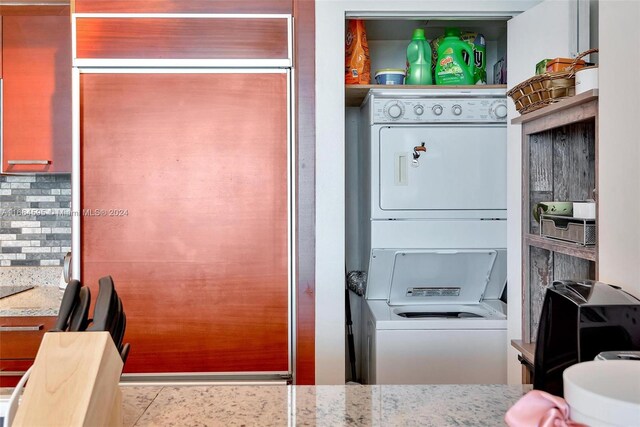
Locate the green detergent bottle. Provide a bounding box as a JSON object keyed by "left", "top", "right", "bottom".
{"left": 405, "top": 29, "right": 432, "bottom": 85}
{"left": 473, "top": 34, "right": 487, "bottom": 84}
{"left": 435, "top": 28, "right": 475, "bottom": 85}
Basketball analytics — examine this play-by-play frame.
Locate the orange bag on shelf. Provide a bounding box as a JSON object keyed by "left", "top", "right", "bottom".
{"left": 345, "top": 19, "right": 371, "bottom": 84}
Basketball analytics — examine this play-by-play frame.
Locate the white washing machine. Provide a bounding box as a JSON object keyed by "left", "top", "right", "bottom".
{"left": 358, "top": 89, "right": 508, "bottom": 384}
{"left": 361, "top": 246, "right": 507, "bottom": 384}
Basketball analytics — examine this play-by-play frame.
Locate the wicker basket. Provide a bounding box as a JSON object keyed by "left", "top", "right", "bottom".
{"left": 507, "top": 48, "right": 598, "bottom": 115}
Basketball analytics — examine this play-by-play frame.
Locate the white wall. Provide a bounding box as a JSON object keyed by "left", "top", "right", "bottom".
{"left": 315, "top": 0, "right": 540, "bottom": 385}
{"left": 590, "top": 0, "right": 599, "bottom": 59}
{"left": 598, "top": 0, "right": 640, "bottom": 298}
{"left": 345, "top": 108, "right": 361, "bottom": 272}
{"left": 315, "top": 1, "right": 345, "bottom": 386}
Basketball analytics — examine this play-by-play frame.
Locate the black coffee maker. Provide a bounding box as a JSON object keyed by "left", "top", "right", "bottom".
{"left": 534, "top": 280, "right": 640, "bottom": 396}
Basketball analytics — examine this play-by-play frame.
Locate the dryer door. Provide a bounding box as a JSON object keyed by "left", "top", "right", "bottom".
{"left": 378, "top": 125, "right": 506, "bottom": 211}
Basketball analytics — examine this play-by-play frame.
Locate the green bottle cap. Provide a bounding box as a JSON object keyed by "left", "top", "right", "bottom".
{"left": 444, "top": 27, "right": 461, "bottom": 37}
{"left": 411, "top": 28, "right": 426, "bottom": 40}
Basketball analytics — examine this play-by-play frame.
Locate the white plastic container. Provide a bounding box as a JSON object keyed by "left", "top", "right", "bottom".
{"left": 563, "top": 360, "right": 640, "bottom": 426}
{"left": 575, "top": 67, "right": 598, "bottom": 94}
{"left": 374, "top": 69, "right": 406, "bottom": 85}
{"left": 572, "top": 201, "right": 596, "bottom": 219}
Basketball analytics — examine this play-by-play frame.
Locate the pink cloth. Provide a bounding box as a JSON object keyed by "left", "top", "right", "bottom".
{"left": 505, "top": 390, "right": 587, "bottom": 427}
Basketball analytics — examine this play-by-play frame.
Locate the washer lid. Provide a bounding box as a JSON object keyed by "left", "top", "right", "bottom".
{"left": 387, "top": 250, "right": 497, "bottom": 305}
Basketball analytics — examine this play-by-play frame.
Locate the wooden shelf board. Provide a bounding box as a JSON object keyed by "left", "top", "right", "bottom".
{"left": 525, "top": 233, "right": 597, "bottom": 261}
{"left": 511, "top": 89, "right": 598, "bottom": 125}
{"left": 511, "top": 339, "right": 535, "bottom": 364}
{"left": 345, "top": 84, "right": 508, "bottom": 107}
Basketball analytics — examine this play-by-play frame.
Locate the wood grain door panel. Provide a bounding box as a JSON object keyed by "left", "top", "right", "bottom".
{"left": 0, "top": 359, "right": 36, "bottom": 388}
{"left": 73, "top": 0, "right": 292, "bottom": 14}
{"left": 0, "top": 3, "right": 70, "bottom": 16}
{"left": 293, "top": 0, "right": 315, "bottom": 385}
{"left": 2, "top": 15, "right": 72, "bottom": 173}
{"left": 75, "top": 17, "right": 289, "bottom": 60}
{"left": 0, "top": 316, "right": 57, "bottom": 360}
{"left": 80, "top": 73, "right": 289, "bottom": 373}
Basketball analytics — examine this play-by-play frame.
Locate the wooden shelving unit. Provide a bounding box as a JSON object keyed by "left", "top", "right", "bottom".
{"left": 511, "top": 339, "right": 535, "bottom": 364}
{"left": 511, "top": 339, "right": 535, "bottom": 384}
{"left": 511, "top": 89, "right": 598, "bottom": 125}
{"left": 516, "top": 91, "right": 599, "bottom": 344}
{"left": 345, "top": 84, "right": 508, "bottom": 107}
{"left": 524, "top": 234, "right": 597, "bottom": 261}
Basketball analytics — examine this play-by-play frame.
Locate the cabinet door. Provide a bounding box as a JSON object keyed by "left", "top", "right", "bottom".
{"left": 378, "top": 126, "right": 506, "bottom": 211}
{"left": 508, "top": 0, "right": 588, "bottom": 91}
{"left": 0, "top": 316, "right": 56, "bottom": 359}
{"left": 80, "top": 72, "right": 289, "bottom": 374}
{"left": 73, "top": 0, "right": 292, "bottom": 14}
{"left": 0, "top": 316, "right": 57, "bottom": 387}
{"left": 1, "top": 16, "right": 72, "bottom": 173}
{"left": 74, "top": 16, "right": 290, "bottom": 62}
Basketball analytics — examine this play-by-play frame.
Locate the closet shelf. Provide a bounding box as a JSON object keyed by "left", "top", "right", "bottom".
{"left": 525, "top": 233, "right": 597, "bottom": 262}
{"left": 345, "top": 84, "right": 508, "bottom": 107}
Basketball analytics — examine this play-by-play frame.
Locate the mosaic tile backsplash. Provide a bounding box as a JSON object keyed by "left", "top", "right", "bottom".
{"left": 0, "top": 174, "right": 71, "bottom": 267}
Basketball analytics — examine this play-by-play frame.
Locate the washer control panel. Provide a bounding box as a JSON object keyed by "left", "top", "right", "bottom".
{"left": 374, "top": 97, "right": 508, "bottom": 123}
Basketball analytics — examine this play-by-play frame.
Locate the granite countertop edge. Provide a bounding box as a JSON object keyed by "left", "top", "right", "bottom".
{"left": 119, "top": 384, "right": 532, "bottom": 427}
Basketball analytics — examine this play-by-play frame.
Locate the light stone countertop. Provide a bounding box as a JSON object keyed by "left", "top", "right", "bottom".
{"left": 0, "top": 286, "right": 63, "bottom": 317}
{"left": 0, "top": 267, "right": 64, "bottom": 316}
{"left": 121, "top": 384, "right": 532, "bottom": 427}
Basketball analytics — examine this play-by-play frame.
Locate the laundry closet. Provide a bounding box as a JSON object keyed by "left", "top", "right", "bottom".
{"left": 341, "top": 2, "right": 592, "bottom": 384}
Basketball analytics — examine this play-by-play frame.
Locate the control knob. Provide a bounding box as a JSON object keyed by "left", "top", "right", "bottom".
{"left": 491, "top": 102, "right": 508, "bottom": 119}
{"left": 432, "top": 105, "right": 443, "bottom": 116}
{"left": 414, "top": 105, "right": 424, "bottom": 116}
{"left": 452, "top": 105, "right": 462, "bottom": 116}
{"left": 385, "top": 101, "right": 405, "bottom": 120}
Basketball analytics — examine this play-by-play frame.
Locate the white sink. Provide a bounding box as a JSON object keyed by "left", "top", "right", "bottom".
{"left": 564, "top": 360, "right": 640, "bottom": 426}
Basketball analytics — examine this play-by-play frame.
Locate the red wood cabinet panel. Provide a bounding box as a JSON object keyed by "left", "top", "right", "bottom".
{"left": 0, "top": 316, "right": 56, "bottom": 386}
{"left": 75, "top": 17, "right": 289, "bottom": 60}
{"left": 80, "top": 73, "right": 289, "bottom": 374}
{"left": 73, "top": 0, "right": 292, "bottom": 14}
{"left": 0, "top": 359, "right": 34, "bottom": 387}
{"left": 1, "top": 15, "right": 71, "bottom": 173}
{"left": 0, "top": 3, "right": 70, "bottom": 16}
{"left": 293, "top": 0, "right": 315, "bottom": 385}
{"left": 0, "top": 316, "right": 57, "bottom": 360}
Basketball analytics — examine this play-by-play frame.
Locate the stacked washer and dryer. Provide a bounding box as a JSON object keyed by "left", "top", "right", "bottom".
{"left": 358, "top": 88, "right": 510, "bottom": 384}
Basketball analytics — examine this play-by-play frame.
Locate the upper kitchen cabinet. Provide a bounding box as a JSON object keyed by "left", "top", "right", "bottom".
{"left": 1, "top": 13, "right": 72, "bottom": 173}
{"left": 72, "top": 0, "right": 292, "bottom": 14}
{"left": 0, "top": 0, "right": 69, "bottom": 16}
{"left": 73, "top": 15, "right": 291, "bottom": 66}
